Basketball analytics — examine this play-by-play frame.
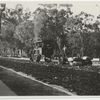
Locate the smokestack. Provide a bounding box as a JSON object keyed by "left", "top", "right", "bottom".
{"left": 33, "top": 8, "right": 47, "bottom": 43}
{"left": 33, "top": 16, "right": 42, "bottom": 42}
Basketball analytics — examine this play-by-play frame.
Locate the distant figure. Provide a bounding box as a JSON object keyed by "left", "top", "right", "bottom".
{"left": 29, "top": 50, "right": 34, "bottom": 62}
{"left": 62, "top": 57, "right": 68, "bottom": 64}
{"left": 82, "top": 57, "right": 92, "bottom": 66}
{"left": 73, "top": 56, "right": 83, "bottom": 66}
{"left": 36, "top": 54, "right": 41, "bottom": 63}
{"left": 45, "top": 57, "right": 51, "bottom": 63}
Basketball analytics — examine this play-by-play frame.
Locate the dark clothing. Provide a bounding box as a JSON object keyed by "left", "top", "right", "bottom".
{"left": 36, "top": 54, "right": 41, "bottom": 62}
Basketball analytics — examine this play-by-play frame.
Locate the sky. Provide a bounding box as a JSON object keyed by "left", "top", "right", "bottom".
{"left": 1, "top": 0, "right": 100, "bottom": 17}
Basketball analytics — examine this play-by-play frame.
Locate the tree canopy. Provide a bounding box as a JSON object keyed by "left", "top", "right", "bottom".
{"left": 1, "top": 3, "right": 100, "bottom": 58}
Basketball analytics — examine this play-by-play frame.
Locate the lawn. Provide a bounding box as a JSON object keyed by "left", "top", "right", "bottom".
{"left": 0, "top": 57, "right": 100, "bottom": 95}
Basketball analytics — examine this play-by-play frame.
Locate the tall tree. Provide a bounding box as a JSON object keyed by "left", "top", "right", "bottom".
{"left": 39, "top": 4, "right": 73, "bottom": 57}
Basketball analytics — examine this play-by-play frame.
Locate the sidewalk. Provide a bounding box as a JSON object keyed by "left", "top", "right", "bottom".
{"left": 0, "top": 80, "right": 16, "bottom": 96}
{"left": 0, "top": 66, "right": 74, "bottom": 96}
{"left": 0, "top": 56, "right": 30, "bottom": 61}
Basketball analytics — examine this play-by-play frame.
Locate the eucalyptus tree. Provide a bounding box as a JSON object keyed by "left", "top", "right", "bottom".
{"left": 37, "top": 4, "right": 73, "bottom": 57}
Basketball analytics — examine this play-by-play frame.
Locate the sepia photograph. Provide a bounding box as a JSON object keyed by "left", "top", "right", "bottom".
{"left": 0, "top": 0, "right": 100, "bottom": 97}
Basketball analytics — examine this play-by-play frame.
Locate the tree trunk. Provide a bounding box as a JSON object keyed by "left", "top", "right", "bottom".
{"left": 80, "top": 32, "right": 84, "bottom": 57}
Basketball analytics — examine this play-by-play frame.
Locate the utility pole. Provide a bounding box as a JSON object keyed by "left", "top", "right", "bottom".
{"left": 0, "top": 3, "right": 6, "bottom": 34}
